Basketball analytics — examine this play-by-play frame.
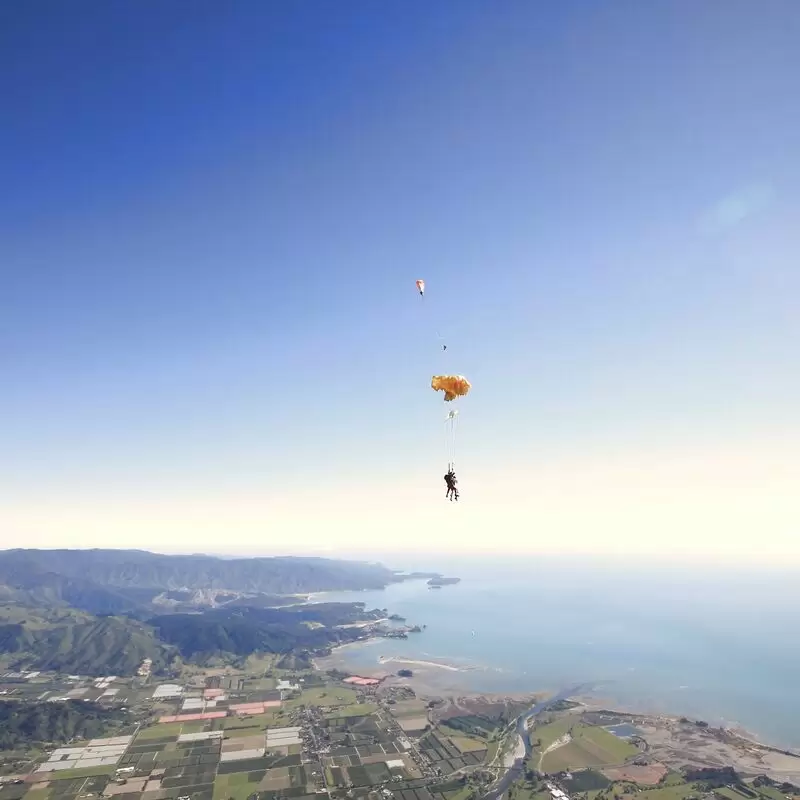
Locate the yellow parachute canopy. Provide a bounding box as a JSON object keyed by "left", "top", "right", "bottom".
{"left": 431, "top": 375, "right": 471, "bottom": 402}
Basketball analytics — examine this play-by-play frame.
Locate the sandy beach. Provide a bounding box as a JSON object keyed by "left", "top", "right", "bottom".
{"left": 377, "top": 655, "right": 467, "bottom": 672}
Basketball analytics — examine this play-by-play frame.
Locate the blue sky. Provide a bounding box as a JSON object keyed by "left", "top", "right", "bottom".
{"left": 2, "top": 1, "right": 799, "bottom": 558}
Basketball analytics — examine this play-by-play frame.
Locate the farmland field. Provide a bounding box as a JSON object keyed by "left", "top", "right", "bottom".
{"left": 449, "top": 735, "right": 487, "bottom": 753}
{"left": 390, "top": 701, "right": 430, "bottom": 719}
{"left": 213, "top": 771, "right": 264, "bottom": 800}
{"left": 625, "top": 781, "right": 701, "bottom": 800}
{"left": 223, "top": 711, "right": 284, "bottom": 730}
{"left": 540, "top": 724, "right": 637, "bottom": 772}
{"left": 289, "top": 686, "right": 357, "bottom": 707}
{"left": 531, "top": 718, "right": 573, "bottom": 752}
{"left": 137, "top": 722, "right": 184, "bottom": 739}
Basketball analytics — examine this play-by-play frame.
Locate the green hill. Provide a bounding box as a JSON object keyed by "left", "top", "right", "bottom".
{"left": 0, "top": 615, "right": 175, "bottom": 676}
{"left": 0, "top": 548, "right": 406, "bottom": 676}
{"left": 0, "top": 700, "right": 127, "bottom": 751}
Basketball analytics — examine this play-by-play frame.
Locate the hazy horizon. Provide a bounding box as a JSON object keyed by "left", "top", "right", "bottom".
{"left": 3, "top": 2, "right": 799, "bottom": 560}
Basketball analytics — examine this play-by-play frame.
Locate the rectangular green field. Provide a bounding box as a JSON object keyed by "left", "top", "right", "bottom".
{"left": 325, "top": 703, "right": 378, "bottom": 719}
{"left": 244, "top": 677, "right": 277, "bottom": 691}
{"left": 0, "top": 784, "right": 28, "bottom": 800}
{"left": 180, "top": 720, "right": 211, "bottom": 734}
{"left": 218, "top": 758, "right": 272, "bottom": 775}
{"left": 288, "top": 766, "right": 307, "bottom": 788}
{"left": 448, "top": 735, "right": 486, "bottom": 753}
{"left": 542, "top": 741, "right": 600, "bottom": 772}
{"left": 225, "top": 726, "right": 270, "bottom": 740}
{"left": 753, "top": 787, "right": 792, "bottom": 800}
{"left": 137, "top": 722, "right": 184, "bottom": 740}
{"left": 224, "top": 712, "right": 282, "bottom": 730}
{"left": 630, "top": 783, "right": 701, "bottom": 800}
{"left": 36, "top": 765, "right": 116, "bottom": 781}
{"left": 389, "top": 701, "right": 429, "bottom": 719}
{"left": 578, "top": 726, "right": 638, "bottom": 762}
{"left": 286, "top": 686, "right": 358, "bottom": 708}
{"left": 530, "top": 718, "right": 573, "bottom": 752}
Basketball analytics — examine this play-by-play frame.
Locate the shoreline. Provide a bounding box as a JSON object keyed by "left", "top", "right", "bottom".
{"left": 315, "top": 638, "right": 800, "bottom": 759}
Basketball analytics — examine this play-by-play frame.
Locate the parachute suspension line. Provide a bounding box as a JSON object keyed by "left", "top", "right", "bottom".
{"left": 444, "top": 414, "right": 450, "bottom": 470}
{"left": 418, "top": 280, "right": 448, "bottom": 351}
{"left": 452, "top": 410, "right": 458, "bottom": 466}
{"left": 444, "top": 410, "right": 458, "bottom": 468}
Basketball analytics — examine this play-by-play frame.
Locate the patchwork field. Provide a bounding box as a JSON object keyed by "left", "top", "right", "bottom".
{"left": 418, "top": 732, "right": 487, "bottom": 774}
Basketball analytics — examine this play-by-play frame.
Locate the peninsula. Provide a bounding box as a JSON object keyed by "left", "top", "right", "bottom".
{"left": 427, "top": 576, "right": 461, "bottom": 587}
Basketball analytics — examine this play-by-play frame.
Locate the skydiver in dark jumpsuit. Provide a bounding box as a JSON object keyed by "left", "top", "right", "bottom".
{"left": 444, "top": 468, "right": 459, "bottom": 501}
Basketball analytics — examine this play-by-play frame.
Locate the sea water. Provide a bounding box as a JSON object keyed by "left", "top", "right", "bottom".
{"left": 314, "top": 556, "right": 800, "bottom": 749}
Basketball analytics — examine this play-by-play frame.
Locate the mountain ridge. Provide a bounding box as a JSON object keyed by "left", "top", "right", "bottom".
{"left": 0, "top": 548, "right": 402, "bottom": 614}
{"left": 0, "top": 548, "right": 405, "bottom": 676}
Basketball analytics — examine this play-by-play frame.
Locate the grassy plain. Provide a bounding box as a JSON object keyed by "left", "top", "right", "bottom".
{"left": 286, "top": 686, "right": 357, "bottom": 707}
{"left": 532, "top": 718, "right": 573, "bottom": 751}
{"left": 632, "top": 784, "right": 699, "bottom": 800}
{"left": 137, "top": 722, "right": 183, "bottom": 739}
{"left": 537, "top": 723, "right": 637, "bottom": 772}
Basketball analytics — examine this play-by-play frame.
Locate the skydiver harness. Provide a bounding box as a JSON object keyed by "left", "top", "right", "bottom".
{"left": 444, "top": 466, "right": 459, "bottom": 501}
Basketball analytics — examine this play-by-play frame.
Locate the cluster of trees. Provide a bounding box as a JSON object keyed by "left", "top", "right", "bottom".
{"left": 0, "top": 700, "right": 126, "bottom": 751}
{"left": 443, "top": 714, "right": 496, "bottom": 737}
{"left": 753, "top": 775, "right": 800, "bottom": 794}
{"left": 683, "top": 766, "right": 741, "bottom": 789}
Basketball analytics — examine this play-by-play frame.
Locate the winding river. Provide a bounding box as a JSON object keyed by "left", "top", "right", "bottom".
{"left": 482, "top": 684, "right": 589, "bottom": 800}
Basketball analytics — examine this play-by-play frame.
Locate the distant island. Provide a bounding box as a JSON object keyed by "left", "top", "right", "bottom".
{"left": 427, "top": 576, "right": 461, "bottom": 587}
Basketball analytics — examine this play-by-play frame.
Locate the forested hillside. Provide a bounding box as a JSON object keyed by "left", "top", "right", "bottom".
{"left": 0, "top": 549, "right": 404, "bottom": 676}
{"left": 151, "top": 602, "right": 381, "bottom": 660}
{"left": 0, "top": 616, "right": 176, "bottom": 676}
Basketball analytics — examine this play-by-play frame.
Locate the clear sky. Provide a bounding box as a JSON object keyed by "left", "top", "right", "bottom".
{"left": 2, "top": 1, "right": 799, "bottom": 561}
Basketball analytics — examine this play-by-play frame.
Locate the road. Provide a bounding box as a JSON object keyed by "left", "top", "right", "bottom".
{"left": 481, "top": 684, "right": 589, "bottom": 800}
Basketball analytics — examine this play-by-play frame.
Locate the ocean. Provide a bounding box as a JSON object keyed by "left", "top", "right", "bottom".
{"left": 314, "top": 556, "right": 800, "bottom": 750}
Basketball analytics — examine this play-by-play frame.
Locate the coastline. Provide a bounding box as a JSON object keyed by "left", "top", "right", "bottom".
{"left": 310, "top": 575, "right": 800, "bottom": 762}
{"left": 314, "top": 638, "right": 800, "bottom": 769}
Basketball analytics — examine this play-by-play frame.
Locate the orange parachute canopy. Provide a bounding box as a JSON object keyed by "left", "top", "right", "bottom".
{"left": 416, "top": 279, "right": 425, "bottom": 296}
{"left": 431, "top": 375, "right": 471, "bottom": 402}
